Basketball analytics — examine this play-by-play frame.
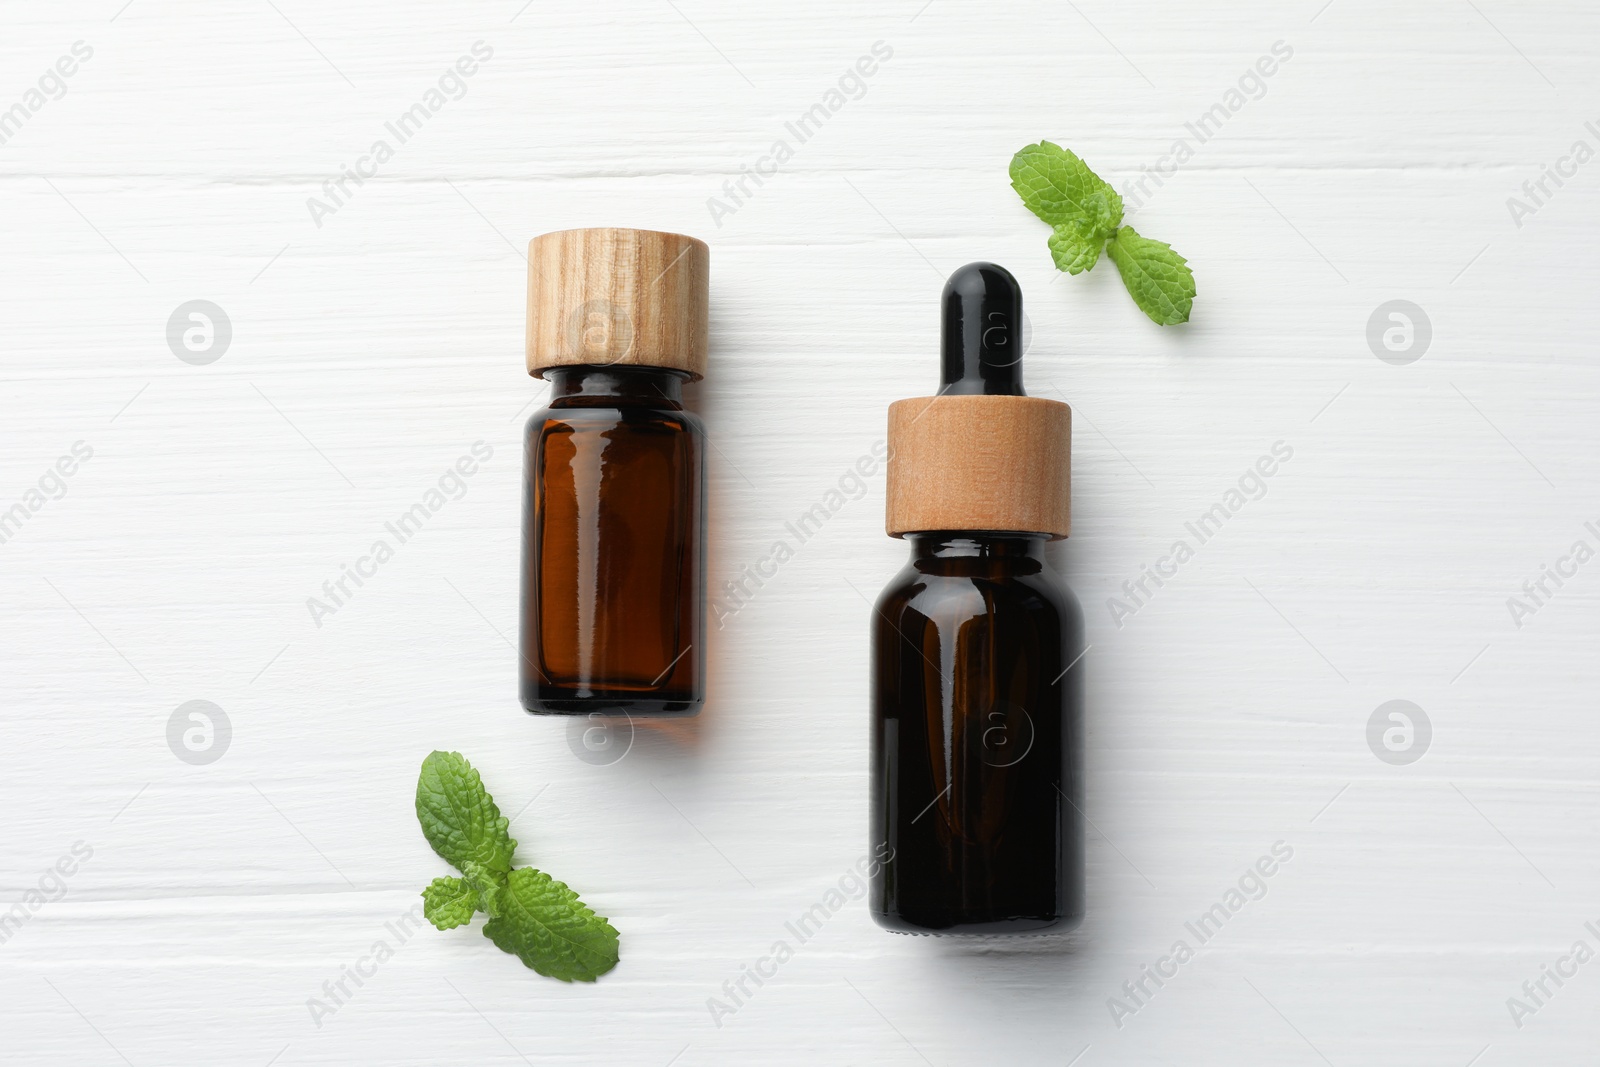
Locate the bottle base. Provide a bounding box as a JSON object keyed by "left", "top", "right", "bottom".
{"left": 522, "top": 694, "right": 702, "bottom": 717}
{"left": 871, "top": 910, "right": 1082, "bottom": 937}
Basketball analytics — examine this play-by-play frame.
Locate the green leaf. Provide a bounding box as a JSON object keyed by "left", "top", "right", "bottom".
{"left": 1048, "top": 221, "right": 1106, "bottom": 275}
{"left": 1106, "top": 225, "right": 1195, "bottom": 325}
{"left": 422, "top": 876, "right": 479, "bottom": 931}
{"left": 415, "top": 751, "right": 517, "bottom": 876}
{"left": 482, "top": 867, "right": 621, "bottom": 982}
{"left": 1009, "top": 140, "right": 1123, "bottom": 238}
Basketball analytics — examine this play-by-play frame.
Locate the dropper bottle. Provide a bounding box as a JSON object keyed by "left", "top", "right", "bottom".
{"left": 869, "top": 262, "right": 1084, "bottom": 934}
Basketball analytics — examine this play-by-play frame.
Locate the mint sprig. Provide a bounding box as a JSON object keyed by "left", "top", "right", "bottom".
{"left": 415, "top": 751, "right": 620, "bottom": 982}
{"left": 1010, "top": 140, "right": 1195, "bottom": 325}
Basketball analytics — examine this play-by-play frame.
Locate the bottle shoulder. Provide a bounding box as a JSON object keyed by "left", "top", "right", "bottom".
{"left": 524, "top": 404, "right": 704, "bottom": 438}
{"left": 876, "top": 554, "right": 1079, "bottom": 623}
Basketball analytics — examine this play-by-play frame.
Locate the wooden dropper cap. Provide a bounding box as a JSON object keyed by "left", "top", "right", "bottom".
{"left": 525, "top": 227, "right": 710, "bottom": 379}
{"left": 886, "top": 263, "right": 1072, "bottom": 539}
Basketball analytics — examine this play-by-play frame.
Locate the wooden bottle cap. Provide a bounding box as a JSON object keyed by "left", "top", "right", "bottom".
{"left": 886, "top": 394, "right": 1072, "bottom": 539}
{"left": 525, "top": 227, "right": 710, "bottom": 379}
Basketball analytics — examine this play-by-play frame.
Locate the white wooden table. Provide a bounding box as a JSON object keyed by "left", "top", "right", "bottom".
{"left": 4, "top": 1, "right": 1597, "bottom": 1063}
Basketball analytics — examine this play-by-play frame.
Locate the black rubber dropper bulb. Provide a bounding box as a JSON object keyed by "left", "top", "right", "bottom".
{"left": 939, "top": 261, "right": 1025, "bottom": 396}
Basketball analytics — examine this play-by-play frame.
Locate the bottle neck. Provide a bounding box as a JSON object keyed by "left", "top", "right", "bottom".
{"left": 545, "top": 365, "right": 687, "bottom": 408}
{"left": 907, "top": 532, "right": 1047, "bottom": 562}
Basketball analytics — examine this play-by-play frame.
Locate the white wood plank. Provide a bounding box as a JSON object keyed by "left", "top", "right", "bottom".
{"left": 4, "top": 0, "right": 1600, "bottom": 1063}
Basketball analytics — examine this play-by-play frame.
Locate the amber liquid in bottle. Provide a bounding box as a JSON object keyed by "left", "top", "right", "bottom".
{"left": 520, "top": 365, "right": 705, "bottom": 715}
{"left": 870, "top": 533, "right": 1084, "bottom": 933}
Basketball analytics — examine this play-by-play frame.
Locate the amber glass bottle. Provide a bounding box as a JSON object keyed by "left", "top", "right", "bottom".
{"left": 870, "top": 262, "right": 1083, "bottom": 934}
{"left": 520, "top": 228, "right": 708, "bottom": 716}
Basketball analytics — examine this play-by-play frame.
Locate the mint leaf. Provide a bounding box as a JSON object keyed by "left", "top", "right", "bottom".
{"left": 422, "top": 876, "right": 478, "bottom": 931}
{"left": 415, "top": 751, "right": 517, "bottom": 876}
{"left": 1106, "top": 225, "right": 1195, "bottom": 325}
{"left": 1009, "top": 140, "right": 1123, "bottom": 237}
{"left": 482, "top": 867, "right": 620, "bottom": 982}
{"left": 1048, "top": 221, "right": 1106, "bottom": 275}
